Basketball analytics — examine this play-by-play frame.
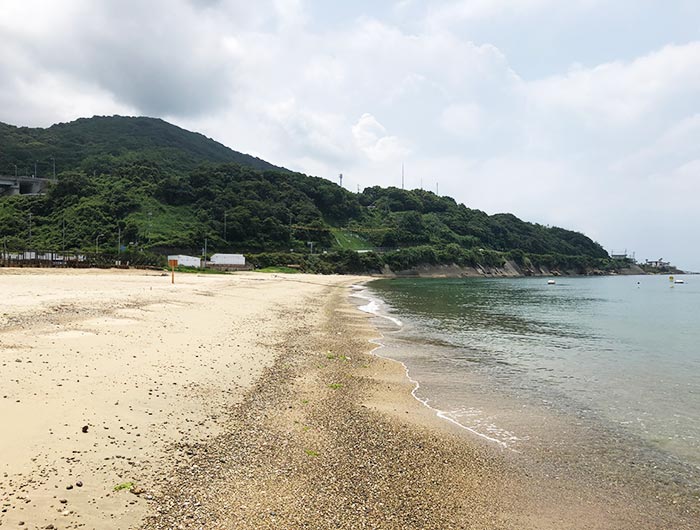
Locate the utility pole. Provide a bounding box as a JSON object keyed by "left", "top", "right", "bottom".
{"left": 339, "top": 173, "right": 343, "bottom": 188}
{"left": 401, "top": 163, "right": 405, "bottom": 190}
{"left": 436, "top": 182, "right": 439, "bottom": 195}
{"left": 223, "top": 211, "right": 227, "bottom": 243}
{"left": 203, "top": 238, "right": 208, "bottom": 269}
{"left": 95, "top": 234, "right": 102, "bottom": 255}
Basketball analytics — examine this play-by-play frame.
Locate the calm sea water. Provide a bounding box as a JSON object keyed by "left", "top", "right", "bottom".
{"left": 356, "top": 275, "right": 700, "bottom": 476}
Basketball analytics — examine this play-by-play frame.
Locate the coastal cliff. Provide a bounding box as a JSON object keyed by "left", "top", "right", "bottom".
{"left": 379, "top": 260, "right": 647, "bottom": 278}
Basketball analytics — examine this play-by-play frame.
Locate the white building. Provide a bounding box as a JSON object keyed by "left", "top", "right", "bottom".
{"left": 167, "top": 254, "right": 202, "bottom": 268}
{"left": 209, "top": 253, "right": 245, "bottom": 266}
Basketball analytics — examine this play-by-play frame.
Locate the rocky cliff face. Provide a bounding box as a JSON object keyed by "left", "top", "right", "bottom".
{"left": 380, "top": 260, "right": 644, "bottom": 278}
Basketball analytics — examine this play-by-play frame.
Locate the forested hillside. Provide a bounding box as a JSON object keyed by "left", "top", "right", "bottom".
{"left": 0, "top": 116, "right": 615, "bottom": 274}
{"left": 0, "top": 116, "right": 282, "bottom": 177}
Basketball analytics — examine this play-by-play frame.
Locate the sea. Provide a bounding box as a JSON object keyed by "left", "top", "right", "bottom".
{"left": 352, "top": 274, "right": 700, "bottom": 496}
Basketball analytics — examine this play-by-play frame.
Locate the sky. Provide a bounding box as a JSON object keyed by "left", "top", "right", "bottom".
{"left": 1, "top": 0, "right": 699, "bottom": 270}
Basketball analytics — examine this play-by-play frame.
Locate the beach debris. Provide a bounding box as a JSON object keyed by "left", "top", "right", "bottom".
{"left": 113, "top": 481, "right": 134, "bottom": 492}
{"left": 130, "top": 485, "right": 146, "bottom": 496}
{"left": 76, "top": 481, "right": 83, "bottom": 487}
{"left": 81, "top": 425, "right": 89, "bottom": 433}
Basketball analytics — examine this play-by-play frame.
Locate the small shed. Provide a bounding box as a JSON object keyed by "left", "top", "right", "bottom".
{"left": 167, "top": 254, "right": 202, "bottom": 268}
{"left": 209, "top": 254, "right": 245, "bottom": 266}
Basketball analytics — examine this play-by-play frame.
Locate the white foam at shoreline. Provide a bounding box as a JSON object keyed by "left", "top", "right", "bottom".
{"left": 351, "top": 285, "right": 518, "bottom": 451}
{"left": 350, "top": 286, "right": 403, "bottom": 327}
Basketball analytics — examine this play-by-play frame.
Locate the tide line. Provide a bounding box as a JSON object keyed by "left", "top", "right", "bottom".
{"left": 353, "top": 286, "right": 515, "bottom": 451}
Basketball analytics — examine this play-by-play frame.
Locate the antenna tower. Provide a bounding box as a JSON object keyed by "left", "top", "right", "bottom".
{"left": 339, "top": 173, "right": 343, "bottom": 188}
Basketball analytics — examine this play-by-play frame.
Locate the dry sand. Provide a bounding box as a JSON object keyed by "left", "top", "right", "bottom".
{"left": 2, "top": 269, "right": 697, "bottom": 529}
{"left": 0, "top": 269, "right": 362, "bottom": 529}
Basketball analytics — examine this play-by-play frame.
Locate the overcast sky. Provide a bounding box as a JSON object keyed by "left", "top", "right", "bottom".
{"left": 1, "top": 0, "right": 698, "bottom": 269}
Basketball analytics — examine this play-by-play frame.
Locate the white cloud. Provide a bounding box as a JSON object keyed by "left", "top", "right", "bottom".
{"left": 273, "top": 0, "right": 308, "bottom": 29}
{"left": 425, "top": 0, "right": 600, "bottom": 25}
{"left": 352, "top": 113, "right": 409, "bottom": 163}
{"left": 611, "top": 114, "right": 700, "bottom": 176}
{"left": 440, "top": 103, "right": 483, "bottom": 138}
{"left": 526, "top": 43, "right": 700, "bottom": 128}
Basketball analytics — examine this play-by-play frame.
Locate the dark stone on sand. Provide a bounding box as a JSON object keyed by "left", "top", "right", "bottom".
{"left": 82, "top": 425, "right": 89, "bottom": 433}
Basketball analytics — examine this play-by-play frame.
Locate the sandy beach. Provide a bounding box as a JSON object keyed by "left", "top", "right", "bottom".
{"left": 0, "top": 269, "right": 363, "bottom": 529}
{"left": 1, "top": 269, "right": 697, "bottom": 529}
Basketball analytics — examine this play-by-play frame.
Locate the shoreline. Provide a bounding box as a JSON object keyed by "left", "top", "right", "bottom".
{"left": 358, "top": 277, "right": 700, "bottom": 528}
{"left": 142, "top": 273, "right": 699, "bottom": 529}
{"left": 142, "top": 275, "right": 522, "bottom": 529}
{"left": 2, "top": 269, "right": 697, "bottom": 528}
{"left": 350, "top": 287, "right": 512, "bottom": 450}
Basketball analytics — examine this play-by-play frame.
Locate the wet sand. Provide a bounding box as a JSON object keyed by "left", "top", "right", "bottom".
{"left": 2, "top": 269, "right": 697, "bottom": 529}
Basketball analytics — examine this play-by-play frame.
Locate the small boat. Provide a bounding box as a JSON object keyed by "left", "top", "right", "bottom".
{"left": 547, "top": 279, "right": 556, "bottom": 285}
{"left": 674, "top": 279, "right": 685, "bottom": 284}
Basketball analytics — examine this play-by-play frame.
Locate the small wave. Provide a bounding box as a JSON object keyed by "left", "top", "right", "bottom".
{"left": 350, "top": 287, "right": 403, "bottom": 327}
{"left": 351, "top": 285, "right": 518, "bottom": 450}
{"left": 367, "top": 333, "right": 517, "bottom": 450}
{"left": 440, "top": 408, "right": 520, "bottom": 447}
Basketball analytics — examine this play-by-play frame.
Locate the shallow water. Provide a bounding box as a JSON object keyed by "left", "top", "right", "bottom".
{"left": 356, "top": 275, "right": 700, "bottom": 481}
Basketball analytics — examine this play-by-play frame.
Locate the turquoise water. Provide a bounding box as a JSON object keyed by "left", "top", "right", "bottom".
{"left": 358, "top": 275, "right": 700, "bottom": 474}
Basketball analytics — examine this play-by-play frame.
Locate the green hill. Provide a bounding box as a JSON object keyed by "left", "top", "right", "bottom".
{"left": 0, "top": 116, "right": 614, "bottom": 274}
{"left": 0, "top": 115, "right": 283, "bottom": 178}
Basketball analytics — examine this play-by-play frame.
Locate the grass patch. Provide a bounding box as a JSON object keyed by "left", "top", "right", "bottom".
{"left": 327, "top": 383, "right": 343, "bottom": 390}
{"left": 331, "top": 229, "right": 373, "bottom": 251}
{"left": 326, "top": 352, "right": 350, "bottom": 361}
{"left": 126, "top": 202, "right": 200, "bottom": 248}
{"left": 256, "top": 266, "right": 300, "bottom": 274}
{"left": 114, "top": 481, "right": 134, "bottom": 492}
{"left": 305, "top": 449, "right": 319, "bottom": 457}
